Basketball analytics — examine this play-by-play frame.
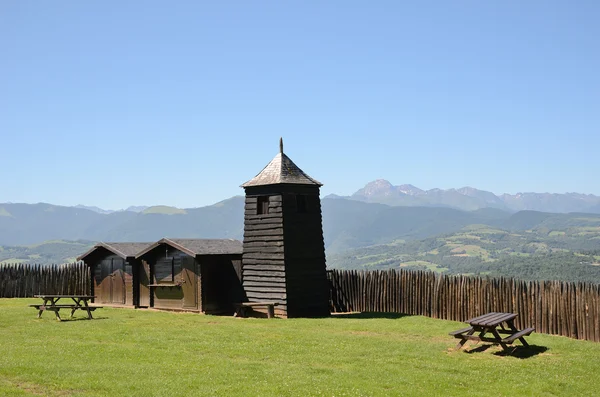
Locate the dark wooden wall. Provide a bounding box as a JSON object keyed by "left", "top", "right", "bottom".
{"left": 142, "top": 246, "right": 242, "bottom": 313}
{"left": 242, "top": 193, "right": 287, "bottom": 316}
{"left": 242, "top": 185, "right": 330, "bottom": 318}
{"left": 88, "top": 252, "right": 132, "bottom": 306}
{"left": 282, "top": 189, "right": 329, "bottom": 317}
{"left": 138, "top": 260, "right": 151, "bottom": 307}
{"left": 200, "top": 254, "right": 244, "bottom": 314}
{"left": 144, "top": 247, "right": 197, "bottom": 311}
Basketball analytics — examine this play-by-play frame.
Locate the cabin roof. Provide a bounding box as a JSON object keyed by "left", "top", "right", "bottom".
{"left": 241, "top": 138, "right": 322, "bottom": 188}
{"left": 135, "top": 238, "right": 243, "bottom": 258}
{"left": 77, "top": 242, "right": 152, "bottom": 261}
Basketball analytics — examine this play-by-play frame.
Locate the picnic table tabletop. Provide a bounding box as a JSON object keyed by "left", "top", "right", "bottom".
{"left": 465, "top": 312, "right": 518, "bottom": 327}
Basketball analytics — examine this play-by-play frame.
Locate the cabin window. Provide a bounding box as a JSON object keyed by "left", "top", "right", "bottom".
{"left": 155, "top": 257, "right": 175, "bottom": 283}
{"left": 257, "top": 196, "right": 270, "bottom": 215}
{"left": 296, "top": 194, "right": 307, "bottom": 213}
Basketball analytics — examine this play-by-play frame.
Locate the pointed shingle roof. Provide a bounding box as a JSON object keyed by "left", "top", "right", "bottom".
{"left": 135, "top": 238, "right": 243, "bottom": 258}
{"left": 77, "top": 242, "right": 152, "bottom": 261}
{"left": 241, "top": 138, "right": 322, "bottom": 187}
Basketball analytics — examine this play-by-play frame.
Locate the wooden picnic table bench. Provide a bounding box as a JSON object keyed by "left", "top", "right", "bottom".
{"left": 449, "top": 312, "right": 535, "bottom": 352}
{"left": 233, "top": 302, "right": 278, "bottom": 318}
{"left": 31, "top": 295, "right": 102, "bottom": 321}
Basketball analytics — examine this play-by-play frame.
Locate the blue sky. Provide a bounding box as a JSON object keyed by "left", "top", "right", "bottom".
{"left": 1, "top": 1, "right": 598, "bottom": 210}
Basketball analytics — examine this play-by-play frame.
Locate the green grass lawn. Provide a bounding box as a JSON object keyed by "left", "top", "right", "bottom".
{"left": 1, "top": 299, "right": 599, "bottom": 396}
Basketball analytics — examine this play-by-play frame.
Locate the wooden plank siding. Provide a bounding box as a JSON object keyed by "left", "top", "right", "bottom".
{"left": 91, "top": 254, "right": 128, "bottom": 305}
{"left": 144, "top": 248, "right": 196, "bottom": 311}
{"left": 140, "top": 244, "right": 243, "bottom": 314}
{"left": 242, "top": 195, "right": 287, "bottom": 316}
{"left": 138, "top": 260, "right": 151, "bottom": 307}
{"left": 241, "top": 186, "right": 330, "bottom": 318}
{"left": 200, "top": 254, "right": 245, "bottom": 314}
{"left": 281, "top": 192, "right": 329, "bottom": 318}
{"left": 77, "top": 243, "right": 153, "bottom": 308}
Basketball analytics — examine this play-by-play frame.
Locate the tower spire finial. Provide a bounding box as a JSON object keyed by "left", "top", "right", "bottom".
{"left": 279, "top": 137, "right": 283, "bottom": 154}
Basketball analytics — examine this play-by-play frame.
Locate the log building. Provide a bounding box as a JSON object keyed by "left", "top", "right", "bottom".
{"left": 79, "top": 239, "right": 244, "bottom": 314}
{"left": 240, "top": 139, "right": 330, "bottom": 317}
{"left": 135, "top": 238, "right": 243, "bottom": 313}
{"left": 77, "top": 242, "right": 151, "bottom": 307}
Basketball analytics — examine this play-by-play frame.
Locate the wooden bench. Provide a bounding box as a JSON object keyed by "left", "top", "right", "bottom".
{"left": 501, "top": 327, "right": 535, "bottom": 345}
{"left": 233, "top": 302, "right": 278, "bottom": 318}
{"left": 448, "top": 326, "right": 474, "bottom": 337}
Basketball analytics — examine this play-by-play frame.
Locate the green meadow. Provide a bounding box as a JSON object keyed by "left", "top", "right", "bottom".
{"left": 1, "top": 299, "right": 599, "bottom": 396}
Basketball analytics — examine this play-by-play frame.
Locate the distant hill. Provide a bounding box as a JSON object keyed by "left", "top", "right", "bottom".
{"left": 125, "top": 206, "right": 149, "bottom": 213}
{"left": 0, "top": 240, "right": 95, "bottom": 265}
{"left": 74, "top": 204, "right": 149, "bottom": 214}
{"left": 0, "top": 203, "right": 106, "bottom": 245}
{"left": 3, "top": 194, "right": 600, "bottom": 268}
{"left": 0, "top": 197, "right": 245, "bottom": 246}
{"left": 322, "top": 203, "right": 511, "bottom": 254}
{"left": 343, "top": 180, "right": 600, "bottom": 213}
{"left": 327, "top": 219, "right": 600, "bottom": 283}
{"left": 74, "top": 205, "right": 113, "bottom": 214}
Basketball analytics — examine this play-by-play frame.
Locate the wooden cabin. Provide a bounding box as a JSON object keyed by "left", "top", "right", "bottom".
{"left": 77, "top": 242, "right": 151, "bottom": 307}
{"left": 240, "top": 138, "right": 330, "bottom": 318}
{"left": 135, "top": 238, "right": 244, "bottom": 314}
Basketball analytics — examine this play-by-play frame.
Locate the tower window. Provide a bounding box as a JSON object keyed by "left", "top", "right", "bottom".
{"left": 257, "top": 196, "right": 270, "bottom": 214}
{"left": 296, "top": 194, "right": 307, "bottom": 213}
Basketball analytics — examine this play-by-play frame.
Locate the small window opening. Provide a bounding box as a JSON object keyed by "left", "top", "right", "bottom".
{"left": 257, "top": 196, "right": 270, "bottom": 215}
{"left": 297, "top": 194, "right": 307, "bottom": 213}
{"left": 156, "top": 257, "right": 174, "bottom": 283}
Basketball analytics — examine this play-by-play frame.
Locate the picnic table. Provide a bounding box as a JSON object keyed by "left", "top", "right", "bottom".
{"left": 449, "top": 312, "right": 535, "bottom": 352}
{"left": 30, "top": 295, "right": 102, "bottom": 321}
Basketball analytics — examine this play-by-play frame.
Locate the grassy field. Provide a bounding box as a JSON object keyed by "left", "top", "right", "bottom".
{"left": 1, "top": 299, "right": 599, "bottom": 396}
{"left": 400, "top": 261, "right": 448, "bottom": 273}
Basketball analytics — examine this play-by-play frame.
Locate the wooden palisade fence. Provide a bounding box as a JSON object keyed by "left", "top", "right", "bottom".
{"left": 328, "top": 269, "right": 600, "bottom": 342}
{"left": 0, "top": 263, "right": 90, "bottom": 298}
{"left": 2, "top": 263, "right": 599, "bottom": 342}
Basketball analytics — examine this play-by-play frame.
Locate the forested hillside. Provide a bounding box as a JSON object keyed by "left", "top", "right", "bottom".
{"left": 2, "top": 198, "right": 600, "bottom": 283}
{"left": 0, "top": 240, "right": 95, "bottom": 265}
{"left": 328, "top": 222, "right": 600, "bottom": 283}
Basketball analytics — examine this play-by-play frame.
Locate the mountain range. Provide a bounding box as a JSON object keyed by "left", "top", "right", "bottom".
{"left": 15, "top": 179, "right": 600, "bottom": 217}
{"left": 2, "top": 196, "right": 600, "bottom": 264}
{"left": 337, "top": 180, "right": 600, "bottom": 213}
{"left": 1, "top": 180, "right": 600, "bottom": 263}
{"left": 74, "top": 205, "right": 149, "bottom": 214}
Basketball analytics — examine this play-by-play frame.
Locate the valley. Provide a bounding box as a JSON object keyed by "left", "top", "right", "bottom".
{"left": 2, "top": 180, "right": 600, "bottom": 283}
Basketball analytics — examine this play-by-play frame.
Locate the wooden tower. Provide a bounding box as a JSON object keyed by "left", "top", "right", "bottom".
{"left": 241, "top": 138, "right": 330, "bottom": 318}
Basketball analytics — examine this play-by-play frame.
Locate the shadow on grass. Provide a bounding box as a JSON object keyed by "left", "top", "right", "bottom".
{"left": 58, "top": 316, "right": 110, "bottom": 322}
{"left": 494, "top": 345, "right": 548, "bottom": 359}
{"left": 463, "top": 343, "right": 548, "bottom": 358}
{"left": 330, "top": 312, "right": 409, "bottom": 320}
{"left": 463, "top": 344, "right": 494, "bottom": 354}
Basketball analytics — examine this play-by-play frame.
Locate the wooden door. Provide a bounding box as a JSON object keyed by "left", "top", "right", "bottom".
{"left": 138, "top": 261, "right": 151, "bottom": 307}
{"left": 96, "top": 259, "right": 113, "bottom": 304}
{"left": 182, "top": 257, "right": 197, "bottom": 309}
{"left": 111, "top": 258, "right": 125, "bottom": 304}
